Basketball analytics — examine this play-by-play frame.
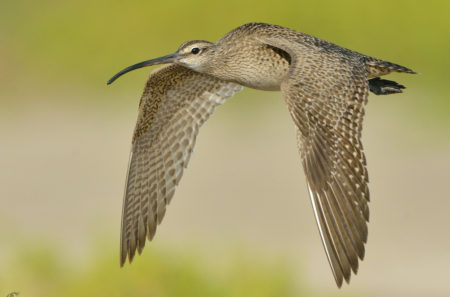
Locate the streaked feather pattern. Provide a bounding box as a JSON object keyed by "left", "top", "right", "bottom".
{"left": 278, "top": 43, "right": 370, "bottom": 287}
{"left": 111, "top": 22, "right": 416, "bottom": 287}
{"left": 121, "top": 64, "right": 242, "bottom": 265}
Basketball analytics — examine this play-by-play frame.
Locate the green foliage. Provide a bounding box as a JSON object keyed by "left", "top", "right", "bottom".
{"left": 0, "top": 242, "right": 333, "bottom": 297}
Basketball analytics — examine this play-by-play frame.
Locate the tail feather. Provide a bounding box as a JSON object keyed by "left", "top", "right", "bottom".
{"left": 365, "top": 57, "right": 417, "bottom": 78}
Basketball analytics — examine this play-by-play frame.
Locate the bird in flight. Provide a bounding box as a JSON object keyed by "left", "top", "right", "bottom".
{"left": 107, "top": 22, "right": 416, "bottom": 287}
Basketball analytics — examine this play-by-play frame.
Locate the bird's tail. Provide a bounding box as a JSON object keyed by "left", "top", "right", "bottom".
{"left": 365, "top": 57, "right": 417, "bottom": 78}
{"left": 365, "top": 57, "right": 417, "bottom": 95}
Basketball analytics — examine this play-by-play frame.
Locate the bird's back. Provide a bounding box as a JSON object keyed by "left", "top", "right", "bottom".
{"left": 215, "top": 23, "right": 415, "bottom": 84}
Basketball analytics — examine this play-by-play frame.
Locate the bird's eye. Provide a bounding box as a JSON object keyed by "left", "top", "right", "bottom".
{"left": 191, "top": 47, "right": 200, "bottom": 54}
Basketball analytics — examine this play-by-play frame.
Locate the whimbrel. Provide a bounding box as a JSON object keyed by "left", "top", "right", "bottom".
{"left": 108, "top": 23, "right": 416, "bottom": 287}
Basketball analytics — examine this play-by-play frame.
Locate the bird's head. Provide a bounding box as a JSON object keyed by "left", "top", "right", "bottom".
{"left": 175, "top": 40, "right": 215, "bottom": 70}
{"left": 107, "top": 40, "right": 214, "bottom": 85}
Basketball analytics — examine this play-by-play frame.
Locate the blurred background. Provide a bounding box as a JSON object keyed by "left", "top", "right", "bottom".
{"left": 1, "top": 0, "right": 449, "bottom": 296}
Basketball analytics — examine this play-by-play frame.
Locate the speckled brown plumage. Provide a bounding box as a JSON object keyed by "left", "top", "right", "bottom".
{"left": 108, "top": 22, "right": 417, "bottom": 287}
{"left": 121, "top": 64, "right": 242, "bottom": 265}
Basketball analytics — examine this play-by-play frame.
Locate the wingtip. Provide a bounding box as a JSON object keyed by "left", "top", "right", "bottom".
{"left": 120, "top": 254, "right": 126, "bottom": 268}
{"left": 335, "top": 275, "right": 343, "bottom": 288}
{"left": 343, "top": 273, "right": 351, "bottom": 285}
{"left": 358, "top": 245, "right": 366, "bottom": 260}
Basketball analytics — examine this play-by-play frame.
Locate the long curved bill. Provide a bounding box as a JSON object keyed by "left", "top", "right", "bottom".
{"left": 107, "top": 53, "right": 178, "bottom": 85}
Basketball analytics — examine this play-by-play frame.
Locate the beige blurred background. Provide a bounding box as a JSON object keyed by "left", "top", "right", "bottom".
{"left": 1, "top": 0, "right": 449, "bottom": 296}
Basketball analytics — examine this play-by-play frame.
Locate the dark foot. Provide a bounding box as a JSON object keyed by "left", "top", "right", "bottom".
{"left": 369, "top": 77, "right": 405, "bottom": 95}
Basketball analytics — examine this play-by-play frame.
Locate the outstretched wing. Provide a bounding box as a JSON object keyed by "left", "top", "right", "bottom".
{"left": 121, "top": 64, "right": 243, "bottom": 266}
{"left": 284, "top": 52, "right": 370, "bottom": 287}
{"left": 256, "top": 30, "right": 371, "bottom": 286}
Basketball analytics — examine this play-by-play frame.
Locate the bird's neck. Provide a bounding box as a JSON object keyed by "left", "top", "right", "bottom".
{"left": 201, "top": 44, "right": 290, "bottom": 91}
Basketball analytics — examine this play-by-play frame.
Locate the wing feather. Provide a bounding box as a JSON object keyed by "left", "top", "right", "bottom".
{"left": 120, "top": 64, "right": 242, "bottom": 266}
{"left": 258, "top": 34, "right": 371, "bottom": 286}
